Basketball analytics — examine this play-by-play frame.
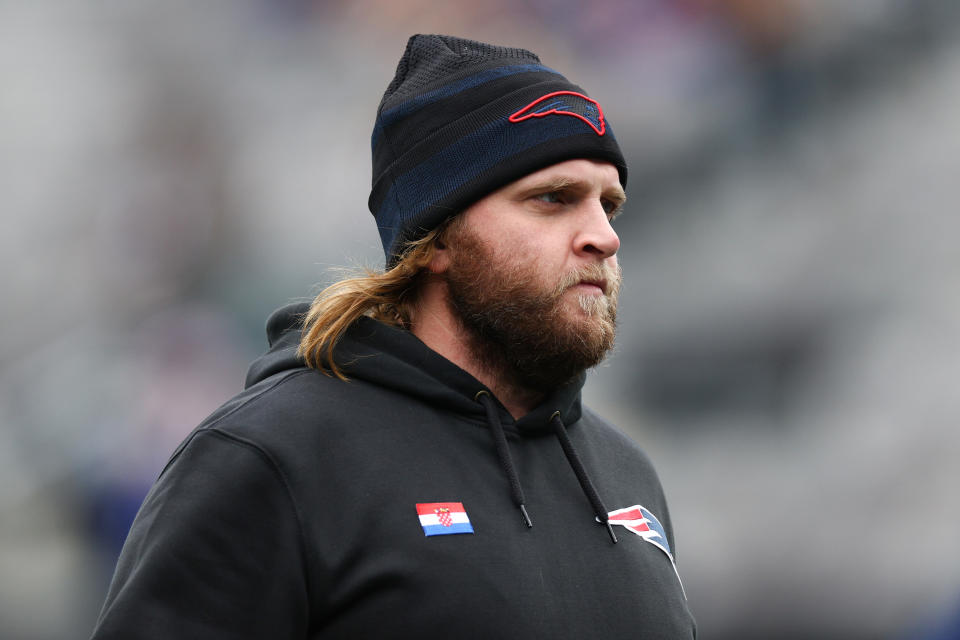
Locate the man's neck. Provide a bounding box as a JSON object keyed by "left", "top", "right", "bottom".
{"left": 409, "top": 279, "right": 542, "bottom": 420}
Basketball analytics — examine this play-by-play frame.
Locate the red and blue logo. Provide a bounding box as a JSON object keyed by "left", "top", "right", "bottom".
{"left": 607, "top": 504, "right": 687, "bottom": 599}
{"left": 607, "top": 505, "right": 672, "bottom": 559}
{"left": 416, "top": 502, "right": 474, "bottom": 537}
{"left": 509, "top": 91, "right": 607, "bottom": 136}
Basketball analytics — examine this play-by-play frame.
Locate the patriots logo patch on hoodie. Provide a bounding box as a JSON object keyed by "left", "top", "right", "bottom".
{"left": 606, "top": 504, "right": 686, "bottom": 599}
{"left": 607, "top": 505, "right": 671, "bottom": 558}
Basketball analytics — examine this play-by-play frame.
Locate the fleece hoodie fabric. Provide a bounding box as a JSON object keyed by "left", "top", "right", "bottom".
{"left": 91, "top": 303, "right": 696, "bottom": 639}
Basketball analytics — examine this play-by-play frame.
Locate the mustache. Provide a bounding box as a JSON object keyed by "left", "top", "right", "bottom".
{"left": 554, "top": 262, "right": 622, "bottom": 297}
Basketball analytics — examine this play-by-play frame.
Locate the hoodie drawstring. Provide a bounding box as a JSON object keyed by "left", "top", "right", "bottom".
{"left": 476, "top": 391, "right": 533, "bottom": 529}
{"left": 475, "top": 391, "right": 617, "bottom": 544}
{"left": 550, "top": 411, "right": 618, "bottom": 544}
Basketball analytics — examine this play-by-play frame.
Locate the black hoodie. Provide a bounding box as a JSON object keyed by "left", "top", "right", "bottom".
{"left": 92, "top": 304, "right": 695, "bottom": 639}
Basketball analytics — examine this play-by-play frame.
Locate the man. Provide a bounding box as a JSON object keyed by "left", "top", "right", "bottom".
{"left": 91, "top": 34, "right": 695, "bottom": 639}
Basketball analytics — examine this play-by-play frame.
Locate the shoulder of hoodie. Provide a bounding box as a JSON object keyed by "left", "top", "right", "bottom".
{"left": 575, "top": 404, "right": 670, "bottom": 503}
{"left": 158, "top": 365, "right": 381, "bottom": 479}
{"left": 576, "top": 404, "right": 659, "bottom": 469}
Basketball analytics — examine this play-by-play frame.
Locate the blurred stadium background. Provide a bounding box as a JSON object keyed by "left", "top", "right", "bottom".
{"left": 2, "top": 1, "right": 959, "bottom": 638}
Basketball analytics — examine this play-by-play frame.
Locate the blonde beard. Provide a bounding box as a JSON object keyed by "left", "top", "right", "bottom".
{"left": 560, "top": 262, "right": 620, "bottom": 317}
{"left": 444, "top": 226, "right": 621, "bottom": 393}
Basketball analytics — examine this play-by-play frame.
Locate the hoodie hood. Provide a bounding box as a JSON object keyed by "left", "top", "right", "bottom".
{"left": 244, "top": 303, "right": 584, "bottom": 435}
{"left": 245, "top": 302, "right": 618, "bottom": 543}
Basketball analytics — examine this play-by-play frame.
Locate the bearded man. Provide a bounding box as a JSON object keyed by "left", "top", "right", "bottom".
{"left": 91, "top": 34, "right": 695, "bottom": 639}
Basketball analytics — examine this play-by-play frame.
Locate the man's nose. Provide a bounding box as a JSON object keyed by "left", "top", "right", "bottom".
{"left": 574, "top": 202, "right": 620, "bottom": 259}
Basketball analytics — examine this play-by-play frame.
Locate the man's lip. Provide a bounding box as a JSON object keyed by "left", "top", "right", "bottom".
{"left": 576, "top": 279, "right": 608, "bottom": 294}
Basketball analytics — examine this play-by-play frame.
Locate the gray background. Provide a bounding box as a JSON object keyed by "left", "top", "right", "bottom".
{"left": 2, "top": 1, "right": 959, "bottom": 638}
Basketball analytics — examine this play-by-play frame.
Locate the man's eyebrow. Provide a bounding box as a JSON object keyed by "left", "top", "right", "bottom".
{"left": 522, "top": 176, "right": 578, "bottom": 192}
{"left": 605, "top": 185, "right": 627, "bottom": 205}
{"left": 521, "top": 176, "right": 625, "bottom": 201}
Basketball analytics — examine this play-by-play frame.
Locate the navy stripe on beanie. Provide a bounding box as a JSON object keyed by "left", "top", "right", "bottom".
{"left": 371, "top": 63, "right": 559, "bottom": 150}
{"left": 369, "top": 34, "right": 627, "bottom": 265}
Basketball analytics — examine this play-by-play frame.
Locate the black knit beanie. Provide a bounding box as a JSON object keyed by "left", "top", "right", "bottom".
{"left": 369, "top": 34, "right": 628, "bottom": 265}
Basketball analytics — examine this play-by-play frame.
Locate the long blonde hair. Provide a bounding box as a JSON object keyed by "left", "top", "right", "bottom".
{"left": 297, "top": 223, "right": 453, "bottom": 379}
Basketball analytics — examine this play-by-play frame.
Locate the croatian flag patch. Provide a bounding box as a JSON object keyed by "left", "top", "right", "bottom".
{"left": 416, "top": 502, "right": 474, "bottom": 537}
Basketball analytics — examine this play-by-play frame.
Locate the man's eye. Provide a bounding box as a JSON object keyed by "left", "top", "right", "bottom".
{"left": 534, "top": 191, "right": 564, "bottom": 205}
{"left": 602, "top": 199, "right": 623, "bottom": 218}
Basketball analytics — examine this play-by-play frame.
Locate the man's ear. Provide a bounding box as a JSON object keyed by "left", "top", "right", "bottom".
{"left": 428, "top": 239, "right": 451, "bottom": 274}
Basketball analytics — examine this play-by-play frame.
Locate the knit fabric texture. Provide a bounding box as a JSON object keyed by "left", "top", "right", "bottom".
{"left": 369, "top": 34, "right": 628, "bottom": 264}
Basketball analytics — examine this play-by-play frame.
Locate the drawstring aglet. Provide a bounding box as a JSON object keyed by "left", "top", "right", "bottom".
{"left": 604, "top": 521, "right": 618, "bottom": 544}
{"left": 519, "top": 504, "right": 533, "bottom": 528}
{"left": 595, "top": 515, "right": 619, "bottom": 543}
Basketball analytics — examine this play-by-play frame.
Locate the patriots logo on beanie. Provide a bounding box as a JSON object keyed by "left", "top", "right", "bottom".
{"left": 368, "top": 34, "right": 627, "bottom": 265}
{"left": 509, "top": 91, "right": 606, "bottom": 136}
